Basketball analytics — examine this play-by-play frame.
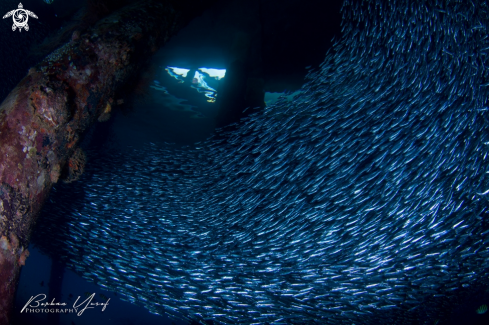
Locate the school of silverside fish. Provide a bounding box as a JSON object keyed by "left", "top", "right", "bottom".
{"left": 33, "top": 0, "right": 489, "bottom": 323}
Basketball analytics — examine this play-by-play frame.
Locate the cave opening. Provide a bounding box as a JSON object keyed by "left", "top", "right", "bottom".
{"left": 12, "top": 0, "right": 344, "bottom": 324}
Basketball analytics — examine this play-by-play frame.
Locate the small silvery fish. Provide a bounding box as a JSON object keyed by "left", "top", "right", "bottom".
{"left": 32, "top": 0, "right": 489, "bottom": 324}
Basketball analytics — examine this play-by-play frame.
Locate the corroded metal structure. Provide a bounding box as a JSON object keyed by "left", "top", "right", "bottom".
{"left": 0, "top": 0, "right": 212, "bottom": 322}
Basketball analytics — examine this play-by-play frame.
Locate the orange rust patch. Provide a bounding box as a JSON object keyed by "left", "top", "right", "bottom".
{"left": 66, "top": 140, "right": 77, "bottom": 149}
{"left": 8, "top": 234, "right": 18, "bottom": 252}
{"left": 18, "top": 249, "right": 29, "bottom": 266}
{"left": 103, "top": 103, "right": 111, "bottom": 114}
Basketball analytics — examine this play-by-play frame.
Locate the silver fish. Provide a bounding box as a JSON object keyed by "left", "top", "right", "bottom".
{"left": 33, "top": 0, "right": 489, "bottom": 324}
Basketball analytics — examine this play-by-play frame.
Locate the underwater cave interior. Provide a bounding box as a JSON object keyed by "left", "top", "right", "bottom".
{"left": 11, "top": 0, "right": 344, "bottom": 324}
{"left": 5, "top": 0, "right": 489, "bottom": 324}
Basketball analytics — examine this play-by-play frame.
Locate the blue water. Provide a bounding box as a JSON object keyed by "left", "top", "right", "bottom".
{"left": 14, "top": 245, "right": 185, "bottom": 325}
{"left": 8, "top": 0, "right": 489, "bottom": 324}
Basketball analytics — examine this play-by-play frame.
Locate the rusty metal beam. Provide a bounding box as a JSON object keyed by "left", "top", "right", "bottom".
{"left": 0, "top": 0, "right": 214, "bottom": 322}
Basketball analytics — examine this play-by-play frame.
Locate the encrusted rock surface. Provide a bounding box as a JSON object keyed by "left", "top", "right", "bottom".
{"left": 0, "top": 1, "right": 215, "bottom": 322}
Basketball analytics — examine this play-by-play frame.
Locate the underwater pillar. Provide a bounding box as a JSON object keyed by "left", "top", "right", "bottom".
{"left": 217, "top": 32, "right": 265, "bottom": 127}
{"left": 0, "top": 0, "right": 216, "bottom": 323}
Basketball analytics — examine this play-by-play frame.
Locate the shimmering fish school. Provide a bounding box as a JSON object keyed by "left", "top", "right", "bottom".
{"left": 34, "top": 0, "right": 489, "bottom": 324}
